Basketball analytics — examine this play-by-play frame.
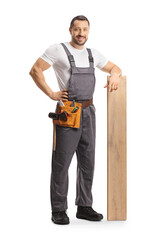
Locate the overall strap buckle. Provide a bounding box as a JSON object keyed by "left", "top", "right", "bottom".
{"left": 87, "top": 48, "right": 94, "bottom": 67}
{"left": 61, "top": 43, "right": 76, "bottom": 67}
{"left": 89, "top": 56, "right": 94, "bottom": 63}
{"left": 68, "top": 55, "right": 75, "bottom": 62}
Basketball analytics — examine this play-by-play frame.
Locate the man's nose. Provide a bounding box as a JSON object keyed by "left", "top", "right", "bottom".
{"left": 79, "top": 30, "right": 85, "bottom": 36}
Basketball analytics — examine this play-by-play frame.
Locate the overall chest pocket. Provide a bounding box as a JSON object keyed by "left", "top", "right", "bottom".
{"left": 72, "top": 73, "right": 95, "bottom": 97}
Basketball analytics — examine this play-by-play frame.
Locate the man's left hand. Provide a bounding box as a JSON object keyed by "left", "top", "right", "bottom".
{"left": 104, "top": 74, "right": 120, "bottom": 92}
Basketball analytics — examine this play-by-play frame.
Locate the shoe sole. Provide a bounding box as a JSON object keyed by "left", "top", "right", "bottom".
{"left": 76, "top": 214, "right": 103, "bottom": 221}
{"left": 51, "top": 217, "right": 70, "bottom": 225}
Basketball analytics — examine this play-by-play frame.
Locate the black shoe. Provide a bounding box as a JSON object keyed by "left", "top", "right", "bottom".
{"left": 76, "top": 206, "right": 103, "bottom": 221}
{"left": 51, "top": 211, "right": 70, "bottom": 225}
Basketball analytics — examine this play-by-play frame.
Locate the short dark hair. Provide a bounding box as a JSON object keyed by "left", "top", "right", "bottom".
{"left": 70, "top": 15, "right": 90, "bottom": 28}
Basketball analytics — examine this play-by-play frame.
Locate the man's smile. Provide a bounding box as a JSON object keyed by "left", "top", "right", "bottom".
{"left": 77, "top": 36, "right": 85, "bottom": 41}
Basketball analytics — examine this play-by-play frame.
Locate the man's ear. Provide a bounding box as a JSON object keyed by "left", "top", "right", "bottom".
{"left": 69, "top": 28, "right": 72, "bottom": 34}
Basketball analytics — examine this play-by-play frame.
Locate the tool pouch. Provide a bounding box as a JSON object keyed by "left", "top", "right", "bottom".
{"left": 53, "top": 101, "right": 82, "bottom": 128}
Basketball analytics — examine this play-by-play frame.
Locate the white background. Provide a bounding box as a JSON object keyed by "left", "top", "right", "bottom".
{"left": 0, "top": 0, "right": 160, "bottom": 239}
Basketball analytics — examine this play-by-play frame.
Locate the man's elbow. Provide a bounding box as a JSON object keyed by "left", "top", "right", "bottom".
{"left": 29, "top": 66, "right": 39, "bottom": 76}
{"left": 29, "top": 69, "right": 33, "bottom": 76}
{"left": 29, "top": 67, "right": 34, "bottom": 76}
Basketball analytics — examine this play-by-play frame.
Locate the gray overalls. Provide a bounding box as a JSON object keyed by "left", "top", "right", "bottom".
{"left": 50, "top": 43, "right": 96, "bottom": 212}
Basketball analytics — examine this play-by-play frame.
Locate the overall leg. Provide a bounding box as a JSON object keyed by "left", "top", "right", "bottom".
{"left": 75, "top": 104, "right": 96, "bottom": 206}
{"left": 50, "top": 124, "right": 81, "bottom": 212}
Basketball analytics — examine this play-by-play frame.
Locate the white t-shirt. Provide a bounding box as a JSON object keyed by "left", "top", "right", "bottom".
{"left": 40, "top": 42, "right": 108, "bottom": 90}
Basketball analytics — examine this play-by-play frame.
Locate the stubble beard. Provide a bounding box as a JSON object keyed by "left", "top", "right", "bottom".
{"left": 72, "top": 36, "right": 88, "bottom": 46}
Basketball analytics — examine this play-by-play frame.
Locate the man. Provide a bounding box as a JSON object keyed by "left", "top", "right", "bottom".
{"left": 29, "top": 15, "right": 122, "bottom": 225}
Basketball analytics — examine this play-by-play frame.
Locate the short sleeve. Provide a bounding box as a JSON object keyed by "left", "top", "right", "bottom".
{"left": 91, "top": 48, "right": 108, "bottom": 69}
{"left": 40, "top": 44, "right": 58, "bottom": 66}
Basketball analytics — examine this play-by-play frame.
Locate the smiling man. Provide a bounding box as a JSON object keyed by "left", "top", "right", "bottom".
{"left": 29, "top": 15, "right": 122, "bottom": 225}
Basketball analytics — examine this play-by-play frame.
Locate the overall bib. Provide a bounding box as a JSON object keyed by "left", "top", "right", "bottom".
{"left": 50, "top": 43, "right": 96, "bottom": 212}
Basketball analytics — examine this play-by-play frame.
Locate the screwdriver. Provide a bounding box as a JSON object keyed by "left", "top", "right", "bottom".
{"left": 70, "top": 100, "right": 75, "bottom": 107}
{"left": 59, "top": 100, "right": 65, "bottom": 106}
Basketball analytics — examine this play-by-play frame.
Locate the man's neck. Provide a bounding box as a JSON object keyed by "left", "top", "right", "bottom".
{"left": 69, "top": 41, "right": 84, "bottom": 50}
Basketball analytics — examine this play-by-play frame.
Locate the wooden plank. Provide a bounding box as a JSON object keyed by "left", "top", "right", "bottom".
{"left": 107, "top": 75, "right": 127, "bottom": 220}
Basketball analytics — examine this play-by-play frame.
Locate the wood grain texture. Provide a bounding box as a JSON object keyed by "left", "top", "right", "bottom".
{"left": 107, "top": 75, "right": 127, "bottom": 220}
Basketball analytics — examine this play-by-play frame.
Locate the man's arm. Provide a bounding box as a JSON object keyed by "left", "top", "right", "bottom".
{"left": 29, "top": 58, "right": 68, "bottom": 101}
{"left": 101, "top": 61, "right": 122, "bottom": 92}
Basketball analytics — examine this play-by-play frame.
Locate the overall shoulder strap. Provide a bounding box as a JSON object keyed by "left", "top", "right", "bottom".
{"left": 61, "top": 43, "right": 76, "bottom": 67}
{"left": 86, "top": 48, "right": 94, "bottom": 68}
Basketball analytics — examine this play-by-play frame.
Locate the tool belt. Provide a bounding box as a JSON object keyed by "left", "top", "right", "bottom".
{"left": 48, "top": 99, "right": 93, "bottom": 129}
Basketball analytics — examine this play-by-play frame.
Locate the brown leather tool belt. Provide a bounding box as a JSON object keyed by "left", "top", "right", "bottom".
{"left": 81, "top": 98, "right": 93, "bottom": 109}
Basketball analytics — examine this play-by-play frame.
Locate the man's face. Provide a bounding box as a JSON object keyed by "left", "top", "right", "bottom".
{"left": 69, "top": 20, "right": 90, "bottom": 46}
